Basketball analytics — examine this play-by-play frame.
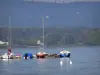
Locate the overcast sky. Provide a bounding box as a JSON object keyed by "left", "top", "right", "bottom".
{"left": 0, "top": 0, "right": 100, "bottom": 27}
{"left": 24, "top": 0, "right": 100, "bottom": 3}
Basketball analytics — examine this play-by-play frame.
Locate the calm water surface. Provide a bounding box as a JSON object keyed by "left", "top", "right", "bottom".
{"left": 0, "top": 46, "right": 100, "bottom": 75}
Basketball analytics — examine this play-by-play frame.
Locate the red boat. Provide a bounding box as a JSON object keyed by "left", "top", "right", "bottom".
{"left": 36, "top": 52, "right": 47, "bottom": 58}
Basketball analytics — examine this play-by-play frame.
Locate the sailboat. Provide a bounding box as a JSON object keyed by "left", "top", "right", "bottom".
{"left": 59, "top": 35, "right": 71, "bottom": 58}
{"left": 59, "top": 50, "right": 70, "bottom": 58}
{"left": 36, "top": 16, "right": 48, "bottom": 58}
{"left": 1, "top": 16, "right": 14, "bottom": 59}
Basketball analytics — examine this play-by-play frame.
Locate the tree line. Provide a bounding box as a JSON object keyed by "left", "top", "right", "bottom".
{"left": 0, "top": 27, "right": 100, "bottom": 47}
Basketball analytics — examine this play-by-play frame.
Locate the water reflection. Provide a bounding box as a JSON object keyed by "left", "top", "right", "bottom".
{"left": 37, "top": 58, "right": 46, "bottom": 69}
{"left": 1, "top": 59, "right": 14, "bottom": 64}
{"left": 60, "top": 58, "right": 72, "bottom": 71}
{"left": 0, "top": 59, "right": 15, "bottom": 75}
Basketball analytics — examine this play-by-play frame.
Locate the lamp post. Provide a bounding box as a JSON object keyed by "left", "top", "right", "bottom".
{"left": 41, "top": 16, "right": 49, "bottom": 49}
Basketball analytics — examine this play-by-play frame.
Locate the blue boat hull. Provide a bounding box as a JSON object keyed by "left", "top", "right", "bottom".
{"left": 60, "top": 53, "right": 70, "bottom": 58}
{"left": 23, "top": 53, "right": 33, "bottom": 59}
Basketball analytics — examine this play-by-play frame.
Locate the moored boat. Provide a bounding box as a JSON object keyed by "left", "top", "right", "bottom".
{"left": 1, "top": 52, "right": 14, "bottom": 59}
{"left": 36, "top": 52, "right": 48, "bottom": 58}
{"left": 23, "top": 53, "right": 33, "bottom": 59}
{"left": 60, "top": 50, "right": 70, "bottom": 58}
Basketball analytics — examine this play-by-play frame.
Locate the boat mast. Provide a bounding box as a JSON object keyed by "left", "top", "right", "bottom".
{"left": 8, "top": 16, "right": 11, "bottom": 48}
{"left": 42, "top": 17, "right": 45, "bottom": 49}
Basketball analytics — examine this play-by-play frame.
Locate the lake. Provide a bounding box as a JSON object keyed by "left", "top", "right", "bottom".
{"left": 0, "top": 46, "right": 100, "bottom": 75}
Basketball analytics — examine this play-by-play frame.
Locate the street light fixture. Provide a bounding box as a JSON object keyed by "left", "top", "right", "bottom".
{"left": 41, "top": 16, "right": 49, "bottom": 49}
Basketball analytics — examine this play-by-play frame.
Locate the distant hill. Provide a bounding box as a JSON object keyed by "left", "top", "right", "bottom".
{"left": 0, "top": 0, "right": 100, "bottom": 28}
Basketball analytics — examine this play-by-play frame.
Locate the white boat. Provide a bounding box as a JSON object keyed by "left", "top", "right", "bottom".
{"left": 1, "top": 53, "right": 14, "bottom": 59}
{"left": 60, "top": 50, "right": 70, "bottom": 58}
{"left": 1, "top": 53, "right": 9, "bottom": 59}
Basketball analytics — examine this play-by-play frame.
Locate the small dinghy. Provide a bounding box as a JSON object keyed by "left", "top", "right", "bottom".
{"left": 1, "top": 53, "right": 9, "bottom": 59}
{"left": 36, "top": 52, "right": 48, "bottom": 58}
{"left": 60, "top": 50, "right": 70, "bottom": 58}
{"left": 23, "top": 53, "right": 33, "bottom": 59}
{"left": 1, "top": 52, "right": 14, "bottom": 59}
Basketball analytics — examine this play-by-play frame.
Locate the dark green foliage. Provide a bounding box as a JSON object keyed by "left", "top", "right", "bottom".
{"left": 0, "top": 27, "right": 100, "bottom": 46}
{"left": 85, "top": 29, "right": 100, "bottom": 45}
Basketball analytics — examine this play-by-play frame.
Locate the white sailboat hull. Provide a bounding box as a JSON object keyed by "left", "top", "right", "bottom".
{"left": 1, "top": 53, "right": 14, "bottom": 59}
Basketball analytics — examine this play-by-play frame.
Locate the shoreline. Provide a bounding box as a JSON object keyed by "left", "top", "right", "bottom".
{"left": 0, "top": 45, "right": 100, "bottom": 49}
